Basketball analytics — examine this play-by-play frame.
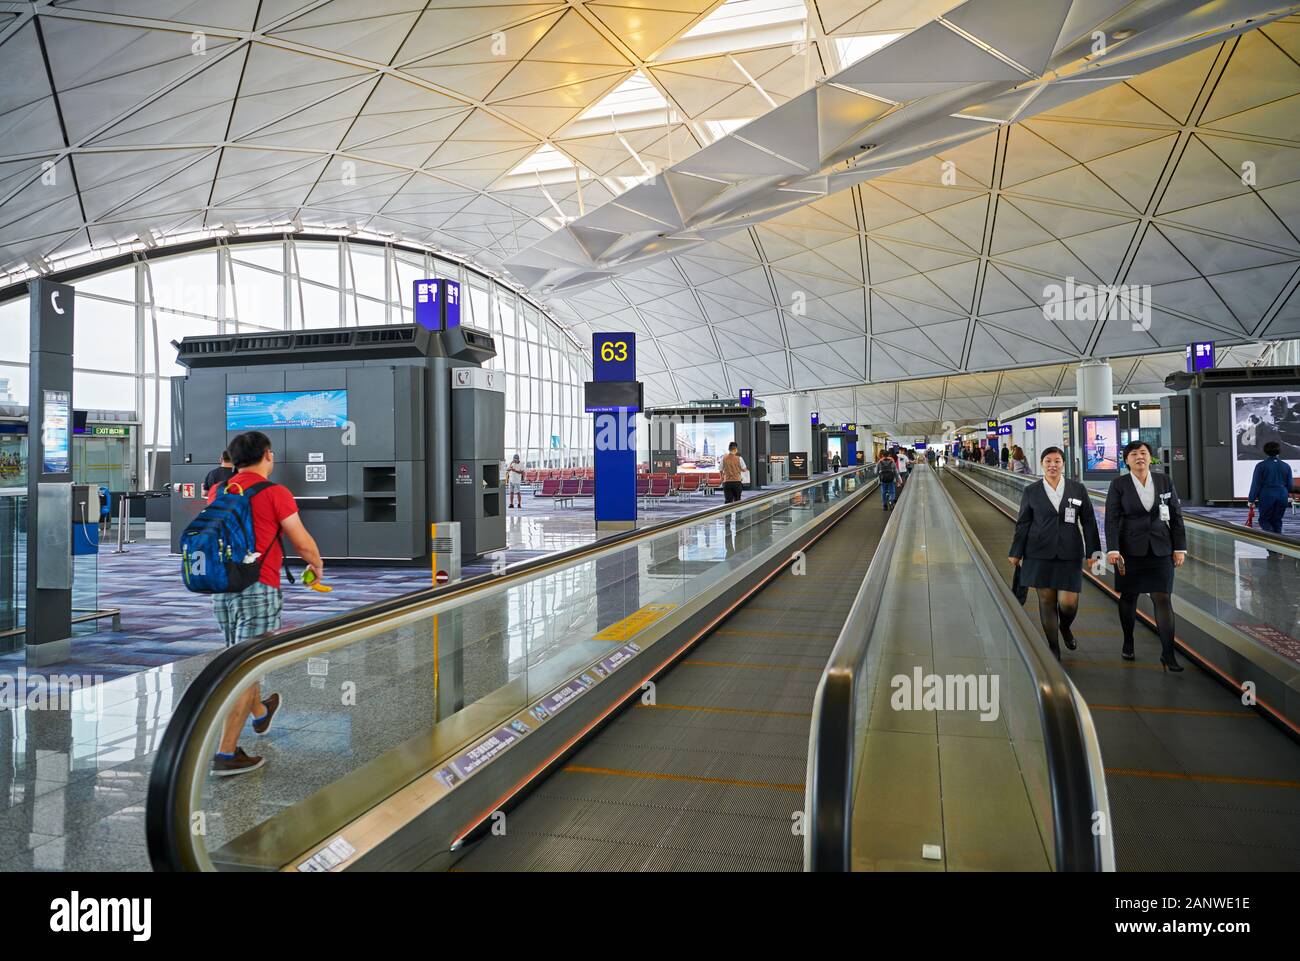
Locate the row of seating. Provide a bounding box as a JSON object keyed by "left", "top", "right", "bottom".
{"left": 533, "top": 471, "right": 729, "bottom": 508}
{"left": 523, "top": 468, "right": 594, "bottom": 483}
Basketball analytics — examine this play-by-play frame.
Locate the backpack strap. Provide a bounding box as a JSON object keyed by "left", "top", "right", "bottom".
{"left": 243, "top": 481, "right": 296, "bottom": 585}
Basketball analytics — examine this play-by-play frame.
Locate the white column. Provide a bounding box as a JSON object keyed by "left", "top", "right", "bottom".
{"left": 787, "top": 393, "right": 814, "bottom": 458}
{"left": 1075, "top": 358, "right": 1113, "bottom": 416}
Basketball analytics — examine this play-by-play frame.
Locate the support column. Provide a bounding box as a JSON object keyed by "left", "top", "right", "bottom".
{"left": 787, "top": 394, "right": 813, "bottom": 478}
{"left": 26, "top": 280, "right": 75, "bottom": 666}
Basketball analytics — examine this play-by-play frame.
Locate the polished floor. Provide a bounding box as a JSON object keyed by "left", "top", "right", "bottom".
{"left": 0, "top": 475, "right": 813, "bottom": 872}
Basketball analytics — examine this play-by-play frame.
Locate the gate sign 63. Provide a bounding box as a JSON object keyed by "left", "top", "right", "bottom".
{"left": 593, "top": 333, "right": 636, "bottom": 381}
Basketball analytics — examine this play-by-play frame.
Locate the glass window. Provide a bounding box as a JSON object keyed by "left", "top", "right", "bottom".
{"left": 74, "top": 371, "right": 135, "bottom": 411}
{"left": 300, "top": 282, "right": 340, "bottom": 327}
{"left": 0, "top": 365, "right": 29, "bottom": 403}
{"left": 231, "top": 263, "right": 285, "bottom": 328}
{"left": 348, "top": 245, "right": 387, "bottom": 298}
{"left": 76, "top": 266, "right": 136, "bottom": 302}
{"left": 145, "top": 310, "right": 220, "bottom": 376}
{"left": 230, "top": 243, "right": 284, "bottom": 272}
{"left": 0, "top": 296, "right": 30, "bottom": 363}
{"left": 356, "top": 296, "right": 386, "bottom": 326}
{"left": 74, "top": 296, "right": 136, "bottom": 373}
{"left": 294, "top": 243, "right": 340, "bottom": 287}
{"left": 147, "top": 252, "right": 220, "bottom": 317}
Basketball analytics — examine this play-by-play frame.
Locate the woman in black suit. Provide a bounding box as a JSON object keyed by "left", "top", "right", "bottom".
{"left": 1008, "top": 446, "right": 1101, "bottom": 659}
{"left": 1104, "top": 440, "right": 1187, "bottom": 672}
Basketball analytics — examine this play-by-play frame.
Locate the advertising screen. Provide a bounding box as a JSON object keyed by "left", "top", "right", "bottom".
{"left": 827, "top": 436, "right": 843, "bottom": 464}
{"left": 226, "top": 390, "right": 349, "bottom": 431}
{"left": 42, "top": 389, "right": 70, "bottom": 475}
{"left": 1231, "top": 391, "right": 1300, "bottom": 498}
{"left": 675, "top": 421, "right": 736, "bottom": 473}
{"left": 1082, "top": 415, "right": 1119, "bottom": 474}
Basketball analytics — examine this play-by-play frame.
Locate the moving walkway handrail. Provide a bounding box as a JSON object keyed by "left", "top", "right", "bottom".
{"left": 804, "top": 465, "right": 912, "bottom": 872}
{"left": 147, "top": 465, "right": 873, "bottom": 871}
{"left": 955, "top": 459, "right": 1300, "bottom": 553}
{"left": 805, "top": 465, "right": 1111, "bottom": 872}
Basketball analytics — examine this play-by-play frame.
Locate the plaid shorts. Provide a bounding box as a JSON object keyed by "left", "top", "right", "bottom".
{"left": 213, "top": 582, "right": 283, "bottom": 648}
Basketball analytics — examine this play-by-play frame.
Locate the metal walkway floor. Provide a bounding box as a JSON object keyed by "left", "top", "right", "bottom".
{"left": 942, "top": 469, "right": 1300, "bottom": 871}
{"left": 454, "top": 493, "right": 889, "bottom": 871}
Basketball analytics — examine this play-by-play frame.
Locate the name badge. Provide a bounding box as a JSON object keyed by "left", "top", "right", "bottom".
{"left": 1064, "top": 507, "right": 1077, "bottom": 524}
{"left": 1159, "top": 504, "right": 1170, "bottom": 522}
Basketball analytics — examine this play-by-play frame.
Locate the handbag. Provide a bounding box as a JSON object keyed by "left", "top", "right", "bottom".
{"left": 1245, "top": 504, "right": 1255, "bottom": 528}
{"left": 1011, "top": 563, "right": 1029, "bottom": 605}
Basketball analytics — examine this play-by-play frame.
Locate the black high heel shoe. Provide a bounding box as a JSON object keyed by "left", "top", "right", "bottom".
{"left": 1062, "top": 626, "right": 1077, "bottom": 651}
{"left": 1120, "top": 646, "right": 1135, "bottom": 661}
{"left": 1160, "top": 656, "right": 1184, "bottom": 673}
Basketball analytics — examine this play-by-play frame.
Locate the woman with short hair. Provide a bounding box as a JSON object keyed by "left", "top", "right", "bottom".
{"left": 1105, "top": 440, "right": 1187, "bottom": 671}
{"left": 1008, "top": 446, "right": 1100, "bottom": 660}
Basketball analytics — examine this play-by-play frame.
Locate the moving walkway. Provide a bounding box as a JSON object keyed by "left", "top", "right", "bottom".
{"left": 944, "top": 461, "right": 1300, "bottom": 870}
{"left": 147, "top": 464, "right": 1111, "bottom": 872}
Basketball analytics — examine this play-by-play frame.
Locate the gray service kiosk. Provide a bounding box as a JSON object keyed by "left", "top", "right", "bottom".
{"left": 169, "top": 323, "right": 504, "bottom": 563}
{"left": 646, "top": 400, "right": 769, "bottom": 489}
{"left": 1162, "top": 365, "right": 1300, "bottom": 505}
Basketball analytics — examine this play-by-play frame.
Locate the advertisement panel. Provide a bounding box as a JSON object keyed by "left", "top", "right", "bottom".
{"left": 1231, "top": 391, "right": 1300, "bottom": 498}
{"left": 226, "top": 390, "right": 349, "bottom": 431}
{"left": 1082, "top": 415, "right": 1119, "bottom": 475}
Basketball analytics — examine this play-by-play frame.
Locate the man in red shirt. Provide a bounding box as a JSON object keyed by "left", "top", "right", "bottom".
{"left": 207, "top": 430, "right": 324, "bottom": 776}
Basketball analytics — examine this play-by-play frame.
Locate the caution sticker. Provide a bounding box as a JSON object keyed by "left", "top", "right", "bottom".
{"left": 593, "top": 603, "right": 677, "bottom": 641}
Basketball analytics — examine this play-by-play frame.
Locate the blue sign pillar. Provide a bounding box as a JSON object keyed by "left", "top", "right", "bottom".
{"left": 844, "top": 423, "right": 858, "bottom": 469}
{"left": 414, "top": 278, "right": 462, "bottom": 329}
{"left": 592, "top": 333, "right": 637, "bottom": 532}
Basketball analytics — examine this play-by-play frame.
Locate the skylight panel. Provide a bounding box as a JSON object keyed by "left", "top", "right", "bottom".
{"left": 578, "top": 72, "right": 669, "bottom": 123}
{"left": 833, "top": 33, "right": 904, "bottom": 69}
{"left": 682, "top": 0, "right": 806, "bottom": 39}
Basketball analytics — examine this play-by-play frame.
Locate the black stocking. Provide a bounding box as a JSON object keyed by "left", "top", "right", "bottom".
{"left": 1118, "top": 593, "right": 1139, "bottom": 656}
{"left": 1151, "top": 592, "right": 1177, "bottom": 663}
{"left": 1037, "top": 588, "right": 1060, "bottom": 655}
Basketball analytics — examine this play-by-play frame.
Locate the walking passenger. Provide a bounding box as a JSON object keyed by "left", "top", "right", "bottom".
{"left": 506, "top": 453, "right": 525, "bottom": 509}
{"left": 1008, "top": 447, "right": 1100, "bottom": 659}
{"left": 1010, "top": 445, "right": 1032, "bottom": 475}
{"left": 1105, "top": 440, "right": 1186, "bottom": 671}
{"left": 1248, "top": 441, "right": 1294, "bottom": 535}
{"left": 208, "top": 431, "right": 325, "bottom": 774}
{"left": 832, "top": 452, "right": 841, "bottom": 473}
{"left": 721, "top": 442, "right": 745, "bottom": 504}
{"left": 877, "top": 453, "right": 898, "bottom": 510}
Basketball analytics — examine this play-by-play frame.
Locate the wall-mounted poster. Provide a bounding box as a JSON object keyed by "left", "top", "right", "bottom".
{"left": 1231, "top": 391, "right": 1300, "bottom": 498}
{"left": 1082, "top": 415, "right": 1119, "bottom": 476}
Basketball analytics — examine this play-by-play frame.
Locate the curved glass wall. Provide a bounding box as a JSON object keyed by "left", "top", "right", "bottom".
{"left": 0, "top": 236, "right": 592, "bottom": 487}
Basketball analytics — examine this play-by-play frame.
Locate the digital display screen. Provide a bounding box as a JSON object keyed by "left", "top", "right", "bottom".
{"left": 42, "top": 389, "right": 70, "bottom": 474}
{"left": 226, "top": 390, "right": 349, "bottom": 431}
{"left": 827, "top": 436, "right": 843, "bottom": 464}
{"left": 583, "top": 381, "right": 642, "bottom": 413}
{"left": 1082, "top": 415, "right": 1120, "bottom": 474}
{"left": 1231, "top": 391, "right": 1300, "bottom": 498}
{"left": 675, "top": 421, "right": 736, "bottom": 473}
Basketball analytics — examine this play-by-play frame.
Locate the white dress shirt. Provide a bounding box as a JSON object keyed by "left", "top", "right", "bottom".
{"left": 1131, "top": 471, "right": 1155, "bottom": 512}
{"left": 1042, "top": 476, "right": 1065, "bottom": 512}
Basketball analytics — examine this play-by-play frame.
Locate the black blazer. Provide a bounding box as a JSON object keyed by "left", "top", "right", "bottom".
{"left": 1011, "top": 478, "right": 1101, "bottom": 561}
{"left": 1104, "top": 471, "right": 1187, "bottom": 557}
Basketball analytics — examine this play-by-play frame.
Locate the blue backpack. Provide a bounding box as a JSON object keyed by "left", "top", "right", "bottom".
{"left": 180, "top": 481, "right": 291, "bottom": 594}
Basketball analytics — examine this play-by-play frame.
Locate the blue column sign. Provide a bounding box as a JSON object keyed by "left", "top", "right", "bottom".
{"left": 442, "top": 279, "right": 461, "bottom": 328}
{"left": 844, "top": 423, "right": 858, "bottom": 468}
{"left": 739, "top": 388, "right": 753, "bottom": 407}
{"left": 1026, "top": 416, "right": 1036, "bottom": 431}
{"left": 414, "top": 279, "right": 439, "bottom": 330}
{"left": 592, "top": 333, "right": 637, "bottom": 531}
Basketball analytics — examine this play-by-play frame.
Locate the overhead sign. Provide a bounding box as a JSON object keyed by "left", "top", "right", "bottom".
{"left": 997, "top": 424, "right": 1013, "bottom": 436}
{"left": 986, "top": 420, "right": 998, "bottom": 434}
{"left": 738, "top": 388, "right": 753, "bottom": 407}
{"left": 414, "top": 279, "right": 439, "bottom": 330}
{"left": 811, "top": 411, "right": 819, "bottom": 425}
{"left": 593, "top": 333, "right": 635, "bottom": 381}
{"left": 90, "top": 425, "right": 129, "bottom": 437}
{"left": 1025, "top": 417, "right": 1037, "bottom": 431}
{"left": 1186, "top": 340, "right": 1214, "bottom": 373}
{"left": 442, "top": 279, "right": 461, "bottom": 328}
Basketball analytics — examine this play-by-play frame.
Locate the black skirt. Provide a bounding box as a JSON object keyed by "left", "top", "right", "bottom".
{"left": 1115, "top": 548, "right": 1174, "bottom": 594}
{"left": 1019, "top": 556, "right": 1083, "bottom": 592}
